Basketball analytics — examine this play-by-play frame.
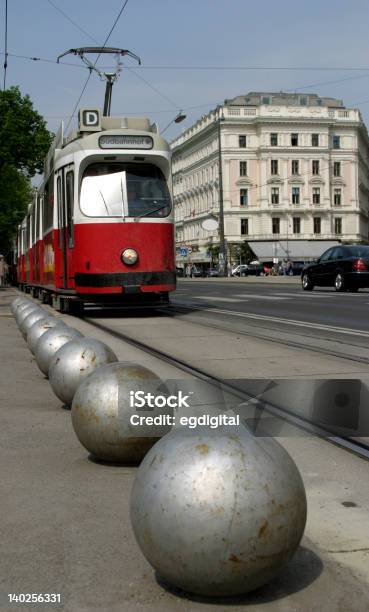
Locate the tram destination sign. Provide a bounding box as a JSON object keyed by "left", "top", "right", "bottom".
{"left": 99, "top": 135, "right": 153, "bottom": 149}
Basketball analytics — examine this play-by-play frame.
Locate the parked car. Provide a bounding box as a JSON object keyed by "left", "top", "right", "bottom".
{"left": 301, "top": 245, "right": 369, "bottom": 291}
{"left": 206, "top": 267, "right": 219, "bottom": 277}
{"left": 247, "top": 262, "right": 263, "bottom": 276}
{"left": 232, "top": 263, "right": 263, "bottom": 277}
{"left": 232, "top": 264, "right": 249, "bottom": 277}
{"left": 290, "top": 261, "right": 305, "bottom": 276}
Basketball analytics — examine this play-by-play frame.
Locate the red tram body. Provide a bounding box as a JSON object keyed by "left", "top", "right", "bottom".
{"left": 16, "top": 109, "right": 176, "bottom": 312}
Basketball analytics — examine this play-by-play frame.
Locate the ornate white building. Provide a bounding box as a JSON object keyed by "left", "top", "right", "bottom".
{"left": 171, "top": 92, "right": 369, "bottom": 265}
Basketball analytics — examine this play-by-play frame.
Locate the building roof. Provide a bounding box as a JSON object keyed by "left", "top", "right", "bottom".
{"left": 224, "top": 92, "right": 345, "bottom": 109}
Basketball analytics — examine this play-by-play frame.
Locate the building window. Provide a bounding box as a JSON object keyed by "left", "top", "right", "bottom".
{"left": 312, "top": 160, "right": 320, "bottom": 175}
{"left": 291, "top": 133, "right": 298, "bottom": 146}
{"left": 300, "top": 97, "right": 307, "bottom": 106}
{"left": 333, "top": 161, "right": 341, "bottom": 177}
{"left": 293, "top": 217, "right": 301, "bottom": 234}
{"left": 313, "top": 187, "right": 320, "bottom": 204}
{"left": 332, "top": 135, "right": 341, "bottom": 149}
{"left": 240, "top": 189, "right": 248, "bottom": 206}
{"left": 312, "top": 133, "right": 319, "bottom": 147}
{"left": 262, "top": 97, "right": 270, "bottom": 105}
{"left": 272, "top": 217, "right": 280, "bottom": 234}
{"left": 271, "top": 187, "right": 279, "bottom": 204}
{"left": 313, "top": 217, "right": 321, "bottom": 234}
{"left": 239, "top": 135, "right": 247, "bottom": 148}
{"left": 334, "top": 188, "right": 342, "bottom": 206}
{"left": 271, "top": 159, "right": 278, "bottom": 175}
{"left": 292, "top": 160, "right": 299, "bottom": 175}
{"left": 241, "top": 218, "right": 249, "bottom": 235}
{"left": 335, "top": 218, "right": 342, "bottom": 235}
{"left": 239, "top": 161, "right": 247, "bottom": 176}
{"left": 270, "top": 133, "right": 278, "bottom": 146}
{"left": 292, "top": 187, "right": 300, "bottom": 204}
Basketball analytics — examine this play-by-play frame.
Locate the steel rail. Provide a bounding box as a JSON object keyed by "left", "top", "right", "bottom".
{"left": 83, "top": 315, "right": 369, "bottom": 461}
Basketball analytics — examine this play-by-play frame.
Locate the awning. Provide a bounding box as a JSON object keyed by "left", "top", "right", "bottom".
{"left": 248, "top": 240, "right": 340, "bottom": 261}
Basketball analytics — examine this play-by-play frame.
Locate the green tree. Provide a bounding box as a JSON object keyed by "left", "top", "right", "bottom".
{"left": 0, "top": 86, "right": 53, "bottom": 176}
{"left": 0, "top": 87, "right": 53, "bottom": 255}
{"left": 0, "top": 165, "right": 34, "bottom": 254}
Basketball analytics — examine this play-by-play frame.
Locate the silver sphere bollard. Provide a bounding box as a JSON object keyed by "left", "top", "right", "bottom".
{"left": 48, "top": 338, "right": 118, "bottom": 406}
{"left": 35, "top": 327, "right": 84, "bottom": 376}
{"left": 71, "top": 363, "right": 172, "bottom": 463}
{"left": 16, "top": 304, "right": 39, "bottom": 326}
{"left": 27, "top": 317, "right": 66, "bottom": 355}
{"left": 20, "top": 309, "right": 53, "bottom": 340}
{"left": 11, "top": 297, "right": 29, "bottom": 314}
{"left": 131, "top": 426, "right": 307, "bottom": 597}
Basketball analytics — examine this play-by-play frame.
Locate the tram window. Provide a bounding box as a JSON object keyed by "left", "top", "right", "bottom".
{"left": 26, "top": 216, "right": 30, "bottom": 249}
{"left": 57, "top": 176, "right": 63, "bottom": 248}
{"left": 43, "top": 178, "right": 54, "bottom": 234}
{"left": 37, "top": 195, "right": 42, "bottom": 237}
{"left": 32, "top": 204, "right": 37, "bottom": 244}
{"left": 66, "top": 171, "right": 74, "bottom": 247}
{"left": 80, "top": 162, "right": 171, "bottom": 218}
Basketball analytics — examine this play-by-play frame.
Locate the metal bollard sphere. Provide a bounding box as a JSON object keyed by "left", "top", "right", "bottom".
{"left": 48, "top": 338, "right": 118, "bottom": 406}
{"left": 131, "top": 426, "right": 307, "bottom": 597}
{"left": 35, "top": 327, "right": 84, "bottom": 376}
{"left": 11, "top": 297, "right": 29, "bottom": 314}
{"left": 27, "top": 317, "right": 66, "bottom": 355}
{"left": 17, "top": 305, "right": 43, "bottom": 329}
{"left": 20, "top": 309, "right": 52, "bottom": 339}
{"left": 16, "top": 303, "right": 38, "bottom": 325}
{"left": 71, "top": 362, "right": 172, "bottom": 463}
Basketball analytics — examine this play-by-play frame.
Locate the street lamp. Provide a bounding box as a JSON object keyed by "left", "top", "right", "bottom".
{"left": 161, "top": 111, "right": 187, "bottom": 135}
{"left": 217, "top": 110, "right": 228, "bottom": 277}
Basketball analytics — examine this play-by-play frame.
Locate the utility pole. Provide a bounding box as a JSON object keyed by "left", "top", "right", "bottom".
{"left": 217, "top": 110, "right": 228, "bottom": 277}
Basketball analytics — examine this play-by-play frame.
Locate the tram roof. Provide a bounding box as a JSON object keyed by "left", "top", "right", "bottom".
{"left": 44, "top": 109, "right": 170, "bottom": 176}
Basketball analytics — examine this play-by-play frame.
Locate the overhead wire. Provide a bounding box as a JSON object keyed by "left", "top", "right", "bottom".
{"left": 64, "top": 0, "right": 130, "bottom": 132}
{"left": 45, "top": 0, "right": 183, "bottom": 113}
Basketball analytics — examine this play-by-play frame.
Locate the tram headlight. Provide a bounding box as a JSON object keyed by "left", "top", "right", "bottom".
{"left": 121, "top": 248, "right": 138, "bottom": 265}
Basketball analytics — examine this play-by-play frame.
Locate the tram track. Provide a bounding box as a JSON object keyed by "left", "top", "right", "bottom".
{"left": 165, "top": 302, "right": 369, "bottom": 367}
{"left": 83, "top": 314, "right": 369, "bottom": 462}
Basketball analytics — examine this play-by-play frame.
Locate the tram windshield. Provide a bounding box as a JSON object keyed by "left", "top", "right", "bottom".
{"left": 80, "top": 163, "right": 171, "bottom": 218}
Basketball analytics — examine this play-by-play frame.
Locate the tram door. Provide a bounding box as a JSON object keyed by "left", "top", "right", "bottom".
{"left": 56, "top": 165, "right": 75, "bottom": 288}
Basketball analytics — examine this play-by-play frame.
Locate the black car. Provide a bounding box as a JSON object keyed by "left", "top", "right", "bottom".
{"left": 301, "top": 245, "right": 369, "bottom": 291}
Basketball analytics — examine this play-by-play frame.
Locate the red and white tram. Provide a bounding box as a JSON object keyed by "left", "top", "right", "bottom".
{"left": 16, "top": 109, "right": 176, "bottom": 313}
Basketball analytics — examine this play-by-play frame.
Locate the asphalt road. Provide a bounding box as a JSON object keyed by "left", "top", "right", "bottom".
{"left": 173, "top": 279, "right": 369, "bottom": 337}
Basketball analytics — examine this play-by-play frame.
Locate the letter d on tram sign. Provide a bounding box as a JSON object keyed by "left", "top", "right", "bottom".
{"left": 79, "top": 109, "right": 101, "bottom": 132}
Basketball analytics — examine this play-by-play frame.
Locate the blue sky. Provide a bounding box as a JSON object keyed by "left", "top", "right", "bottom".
{"left": 2, "top": 0, "right": 369, "bottom": 140}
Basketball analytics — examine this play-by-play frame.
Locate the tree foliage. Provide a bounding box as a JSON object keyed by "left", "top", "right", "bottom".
{"left": 0, "top": 86, "right": 53, "bottom": 176}
{"left": 0, "top": 87, "right": 53, "bottom": 255}
{"left": 0, "top": 165, "right": 33, "bottom": 254}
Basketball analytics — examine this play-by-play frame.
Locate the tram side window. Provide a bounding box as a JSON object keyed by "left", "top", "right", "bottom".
{"left": 37, "top": 195, "right": 42, "bottom": 238}
{"left": 32, "top": 204, "right": 37, "bottom": 244}
{"left": 26, "top": 216, "right": 30, "bottom": 250}
{"left": 57, "top": 176, "right": 63, "bottom": 248}
{"left": 66, "top": 171, "right": 74, "bottom": 247}
{"left": 43, "top": 178, "right": 54, "bottom": 234}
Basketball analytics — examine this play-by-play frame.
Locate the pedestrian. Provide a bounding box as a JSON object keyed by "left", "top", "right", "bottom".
{"left": 0, "top": 255, "right": 6, "bottom": 288}
{"left": 287, "top": 259, "right": 293, "bottom": 276}
{"left": 281, "top": 259, "right": 288, "bottom": 276}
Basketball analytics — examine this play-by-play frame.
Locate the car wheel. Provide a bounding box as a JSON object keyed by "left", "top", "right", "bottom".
{"left": 334, "top": 273, "right": 346, "bottom": 292}
{"left": 302, "top": 273, "right": 314, "bottom": 291}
